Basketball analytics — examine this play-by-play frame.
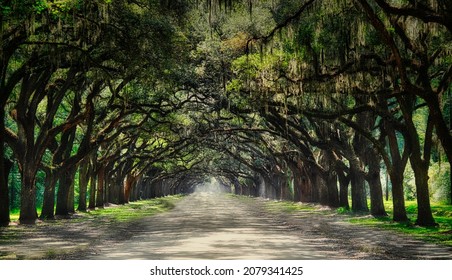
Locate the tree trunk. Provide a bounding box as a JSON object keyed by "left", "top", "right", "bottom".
{"left": 150, "top": 181, "right": 157, "bottom": 198}
{"left": 350, "top": 106, "right": 375, "bottom": 213}
{"left": 385, "top": 171, "right": 389, "bottom": 201}
{"left": 104, "top": 166, "right": 113, "bottom": 206}
{"left": 350, "top": 164, "right": 368, "bottom": 212}
{"left": 321, "top": 150, "right": 339, "bottom": 207}
{"left": 410, "top": 158, "right": 436, "bottom": 226}
{"left": 385, "top": 118, "right": 409, "bottom": 222}
{"left": 19, "top": 169, "right": 38, "bottom": 224}
{"left": 105, "top": 170, "right": 113, "bottom": 204}
{"left": 96, "top": 165, "right": 106, "bottom": 208}
{"left": 310, "top": 168, "right": 321, "bottom": 203}
{"left": 262, "top": 176, "right": 272, "bottom": 199}
{"left": 130, "top": 178, "right": 140, "bottom": 202}
{"left": 367, "top": 149, "right": 387, "bottom": 216}
{"left": 88, "top": 172, "right": 97, "bottom": 209}
{"left": 274, "top": 174, "right": 282, "bottom": 200}
{"left": 121, "top": 175, "right": 131, "bottom": 204}
{"left": 337, "top": 168, "right": 350, "bottom": 209}
{"left": 0, "top": 155, "right": 12, "bottom": 226}
{"left": 288, "top": 161, "right": 302, "bottom": 202}
{"left": 40, "top": 170, "right": 57, "bottom": 219}
{"left": 293, "top": 174, "right": 302, "bottom": 202}
{"left": 124, "top": 175, "right": 137, "bottom": 203}
{"left": 124, "top": 174, "right": 136, "bottom": 203}
{"left": 389, "top": 170, "right": 408, "bottom": 221}
{"left": 67, "top": 167, "right": 77, "bottom": 213}
{"left": 406, "top": 109, "right": 436, "bottom": 226}
{"left": 280, "top": 173, "right": 290, "bottom": 200}
{"left": 9, "top": 164, "right": 17, "bottom": 211}
{"left": 326, "top": 171, "right": 340, "bottom": 208}
{"left": 78, "top": 158, "right": 89, "bottom": 211}
{"left": 55, "top": 167, "right": 76, "bottom": 216}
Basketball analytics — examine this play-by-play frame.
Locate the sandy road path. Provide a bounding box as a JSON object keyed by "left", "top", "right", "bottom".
{"left": 92, "top": 192, "right": 341, "bottom": 259}
{"left": 91, "top": 192, "right": 452, "bottom": 260}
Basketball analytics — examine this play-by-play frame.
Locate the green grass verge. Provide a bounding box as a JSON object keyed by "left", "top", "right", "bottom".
{"left": 247, "top": 197, "right": 452, "bottom": 247}
{"left": 8, "top": 195, "right": 184, "bottom": 223}
{"left": 227, "top": 194, "right": 318, "bottom": 213}
{"left": 264, "top": 200, "right": 318, "bottom": 213}
{"left": 347, "top": 201, "right": 452, "bottom": 246}
{"left": 1, "top": 196, "right": 184, "bottom": 260}
{"left": 84, "top": 195, "right": 183, "bottom": 222}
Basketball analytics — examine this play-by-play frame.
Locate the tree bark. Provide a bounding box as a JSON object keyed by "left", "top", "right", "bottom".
{"left": 55, "top": 166, "right": 76, "bottom": 216}
{"left": 404, "top": 102, "right": 436, "bottom": 226}
{"left": 292, "top": 168, "right": 302, "bottom": 202}
{"left": 67, "top": 167, "right": 77, "bottom": 213}
{"left": 0, "top": 156, "right": 13, "bottom": 226}
{"left": 292, "top": 160, "right": 315, "bottom": 202}
{"left": 321, "top": 150, "right": 340, "bottom": 207}
{"left": 262, "top": 176, "right": 274, "bottom": 199}
{"left": 88, "top": 151, "right": 97, "bottom": 209}
{"left": 96, "top": 164, "right": 106, "bottom": 208}
{"left": 390, "top": 171, "right": 408, "bottom": 221}
{"left": 88, "top": 172, "right": 97, "bottom": 210}
{"left": 78, "top": 158, "right": 90, "bottom": 211}
{"left": 410, "top": 158, "right": 436, "bottom": 226}
{"left": 121, "top": 175, "right": 131, "bottom": 204}
{"left": 326, "top": 171, "right": 340, "bottom": 208}
{"left": 40, "top": 170, "right": 57, "bottom": 219}
{"left": 337, "top": 167, "right": 350, "bottom": 209}
{"left": 124, "top": 174, "right": 137, "bottom": 203}
{"left": 9, "top": 163, "right": 17, "bottom": 211}
{"left": 19, "top": 168, "right": 38, "bottom": 224}
{"left": 407, "top": 114, "right": 436, "bottom": 226}
{"left": 350, "top": 163, "right": 368, "bottom": 212}
{"left": 279, "top": 173, "right": 290, "bottom": 200}
{"left": 385, "top": 115, "right": 409, "bottom": 222}
{"left": 367, "top": 149, "right": 387, "bottom": 216}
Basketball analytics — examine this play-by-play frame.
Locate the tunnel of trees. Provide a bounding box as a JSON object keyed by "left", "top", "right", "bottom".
{"left": 0, "top": 0, "right": 451, "bottom": 227}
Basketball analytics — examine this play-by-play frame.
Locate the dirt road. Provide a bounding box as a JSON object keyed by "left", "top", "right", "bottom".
{"left": 2, "top": 192, "right": 451, "bottom": 259}
{"left": 90, "top": 192, "right": 452, "bottom": 260}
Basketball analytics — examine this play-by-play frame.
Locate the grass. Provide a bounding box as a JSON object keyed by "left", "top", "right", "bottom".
{"left": 7, "top": 195, "right": 184, "bottom": 223}
{"left": 264, "top": 200, "right": 318, "bottom": 213}
{"left": 252, "top": 197, "right": 452, "bottom": 247}
{"left": 9, "top": 209, "right": 20, "bottom": 221}
{"left": 84, "top": 195, "right": 183, "bottom": 222}
{"left": 346, "top": 201, "right": 452, "bottom": 247}
{"left": 228, "top": 194, "right": 318, "bottom": 213}
{"left": 1, "top": 195, "right": 184, "bottom": 260}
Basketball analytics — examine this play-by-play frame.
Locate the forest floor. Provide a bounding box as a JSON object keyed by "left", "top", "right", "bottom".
{"left": 1, "top": 192, "right": 452, "bottom": 260}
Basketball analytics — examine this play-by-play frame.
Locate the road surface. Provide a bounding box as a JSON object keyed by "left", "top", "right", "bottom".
{"left": 90, "top": 192, "right": 452, "bottom": 260}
